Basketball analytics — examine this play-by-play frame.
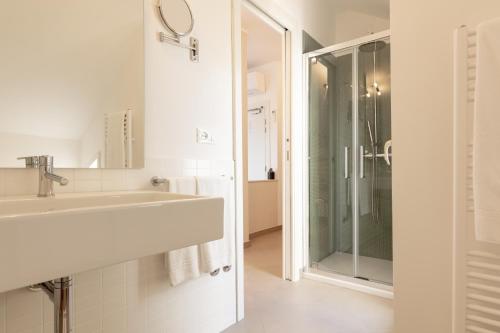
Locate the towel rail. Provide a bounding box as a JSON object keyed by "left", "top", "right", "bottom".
{"left": 454, "top": 25, "right": 500, "bottom": 333}
{"left": 248, "top": 106, "right": 264, "bottom": 114}
{"left": 151, "top": 176, "right": 168, "bottom": 187}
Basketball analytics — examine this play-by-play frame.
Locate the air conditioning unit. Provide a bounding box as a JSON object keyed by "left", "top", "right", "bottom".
{"left": 248, "top": 71, "right": 266, "bottom": 95}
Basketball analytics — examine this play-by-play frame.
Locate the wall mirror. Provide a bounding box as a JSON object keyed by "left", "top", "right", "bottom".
{"left": 0, "top": 0, "right": 145, "bottom": 168}
{"left": 158, "top": 0, "right": 194, "bottom": 37}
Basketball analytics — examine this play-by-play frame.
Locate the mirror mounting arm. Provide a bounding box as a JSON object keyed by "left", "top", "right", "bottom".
{"left": 158, "top": 32, "right": 199, "bottom": 62}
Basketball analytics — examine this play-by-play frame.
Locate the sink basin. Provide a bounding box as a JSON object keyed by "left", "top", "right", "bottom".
{"left": 0, "top": 191, "right": 224, "bottom": 292}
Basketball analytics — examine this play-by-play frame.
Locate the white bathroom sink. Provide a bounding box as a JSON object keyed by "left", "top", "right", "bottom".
{"left": 0, "top": 191, "right": 224, "bottom": 292}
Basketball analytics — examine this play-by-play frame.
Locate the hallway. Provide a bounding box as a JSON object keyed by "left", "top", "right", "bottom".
{"left": 225, "top": 231, "right": 394, "bottom": 333}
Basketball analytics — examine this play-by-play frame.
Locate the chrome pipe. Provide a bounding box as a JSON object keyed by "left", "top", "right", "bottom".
{"left": 53, "top": 277, "right": 73, "bottom": 333}
{"left": 29, "top": 276, "right": 73, "bottom": 333}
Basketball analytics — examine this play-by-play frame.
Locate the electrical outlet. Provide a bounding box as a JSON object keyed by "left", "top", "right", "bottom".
{"left": 197, "top": 128, "right": 214, "bottom": 144}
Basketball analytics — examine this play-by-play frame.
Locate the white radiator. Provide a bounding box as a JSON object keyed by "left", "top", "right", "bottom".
{"left": 453, "top": 26, "right": 500, "bottom": 333}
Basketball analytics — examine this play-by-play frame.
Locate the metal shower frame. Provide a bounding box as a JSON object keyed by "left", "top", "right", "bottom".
{"left": 302, "top": 30, "right": 391, "bottom": 289}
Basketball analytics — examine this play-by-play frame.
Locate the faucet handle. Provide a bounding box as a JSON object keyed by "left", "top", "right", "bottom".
{"left": 17, "top": 156, "right": 40, "bottom": 168}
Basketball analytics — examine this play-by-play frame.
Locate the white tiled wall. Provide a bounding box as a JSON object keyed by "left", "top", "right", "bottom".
{"left": 0, "top": 158, "right": 236, "bottom": 333}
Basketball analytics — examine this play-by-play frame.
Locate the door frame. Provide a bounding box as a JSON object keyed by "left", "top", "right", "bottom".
{"left": 231, "top": 0, "right": 303, "bottom": 321}
{"left": 302, "top": 30, "right": 392, "bottom": 294}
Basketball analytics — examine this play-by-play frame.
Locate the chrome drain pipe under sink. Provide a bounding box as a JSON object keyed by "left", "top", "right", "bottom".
{"left": 30, "top": 277, "right": 73, "bottom": 333}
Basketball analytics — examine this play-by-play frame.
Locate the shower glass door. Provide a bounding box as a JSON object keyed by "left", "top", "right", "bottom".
{"left": 357, "top": 39, "right": 392, "bottom": 284}
{"left": 307, "top": 33, "right": 392, "bottom": 285}
{"left": 308, "top": 49, "right": 354, "bottom": 278}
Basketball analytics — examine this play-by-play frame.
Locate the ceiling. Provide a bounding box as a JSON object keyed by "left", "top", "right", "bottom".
{"left": 330, "top": 0, "right": 390, "bottom": 19}
{"left": 242, "top": 7, "right": 283, "bottom": 69}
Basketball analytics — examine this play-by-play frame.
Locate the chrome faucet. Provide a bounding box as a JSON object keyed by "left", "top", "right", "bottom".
{"left": 18, "top": 155, "right": 69, "bottom": 197}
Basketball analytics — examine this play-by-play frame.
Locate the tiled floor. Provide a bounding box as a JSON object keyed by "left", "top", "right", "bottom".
{"left": 225, "top": 231, "right": 394, "bottom": 333}
{"left": 316, "top": 252, "right": 393, "bottom": 284}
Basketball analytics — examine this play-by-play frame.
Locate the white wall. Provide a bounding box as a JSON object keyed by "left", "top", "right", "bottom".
{"left": 283, "top": 0, "right": 389, "bottom": 47}
{"left": 334, "top": 10, "right": 389, "bottom": 43}
{"left": 248, "top": 181, "right": 280, "bottom": 234}
{"left": 145, "top": 4, "right": 233, "bottom": 162}
{"left": 0, "top": 0, "right": 236, "bottom": 332}
{"left": 391, "top": 1, "right": 500, "bottom": 332}
{"left": 256, "top": 0, "right": 335, "bottom": 46}
{"left": 0, "top": 133, "right": 80, "bottom": 168}
{"left": 301, "top": 0, "right": 337, "bottom": 46}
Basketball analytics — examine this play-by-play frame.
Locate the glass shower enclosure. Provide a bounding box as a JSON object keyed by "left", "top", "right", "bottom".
{"left": 306, "top": 31, "right": 392, "bottom": 285}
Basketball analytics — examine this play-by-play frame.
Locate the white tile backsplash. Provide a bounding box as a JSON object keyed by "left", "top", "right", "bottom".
{"left": 0, "top": 158, "right": 236, "bottom": 333}
{"left": 101, "top": 170, "right": 128, "bottom": 192}
{"left": 74, "top": 180, "right": 103, "bottom": 193}
{"left": 74, "top": 169, "right": 103, "bottom": 181}
{"left": 5, "top": 289, "right": 43, "bottom": 333}
{"left": 42, "top": 293, "right": 54, "bottom": 333}
{"left": 1, "top": 169, "right": 38, "bottom": 196}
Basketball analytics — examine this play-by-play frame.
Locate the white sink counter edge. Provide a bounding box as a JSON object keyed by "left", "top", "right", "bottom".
{"left": 0, "top": 191, "right": 224, "bottom": 293}
{"left": 0, "top": 191, "right": 218, "bottom": 219}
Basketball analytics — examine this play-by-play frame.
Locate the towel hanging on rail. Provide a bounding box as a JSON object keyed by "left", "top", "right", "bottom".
{"left": 473, "top": 17, "right": 500, "bottom": 244}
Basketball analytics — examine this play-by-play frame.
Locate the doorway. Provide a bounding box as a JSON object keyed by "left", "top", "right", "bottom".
{"left": 240, "top": 2, "right": 286, "bottom": 278}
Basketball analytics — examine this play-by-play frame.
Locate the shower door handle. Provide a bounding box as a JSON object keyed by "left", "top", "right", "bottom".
{"left": 344, "top": 146, "right": 350, "bottom": 179}
{"left": 360, "top": 145, "right": 365, "bottom": 179}
{"left": 384, "top": 140, "right": 392, "bottom": 166}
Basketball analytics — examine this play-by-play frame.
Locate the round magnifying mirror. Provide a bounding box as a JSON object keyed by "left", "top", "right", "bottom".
{"left": 158, "top": 0, "right": 194, "bottom": 37}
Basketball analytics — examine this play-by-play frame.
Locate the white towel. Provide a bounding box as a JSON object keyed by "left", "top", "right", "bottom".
{"left": 473, "top": 17, "right": 500, "bottom": 243}
{"left": 196, "top": 177, "right": 234, "bottom": 273}
{"left": 165, "top": 177, "right": 201, "bottom": 286}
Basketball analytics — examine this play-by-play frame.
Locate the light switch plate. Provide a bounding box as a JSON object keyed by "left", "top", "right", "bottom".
{"left": 197, "top": 128, "right": 214, "bottom": 144}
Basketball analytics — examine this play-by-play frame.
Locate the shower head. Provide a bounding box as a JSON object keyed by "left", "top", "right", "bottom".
{"left": 359, "top": 41, "right": 386, "bottom": 53}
